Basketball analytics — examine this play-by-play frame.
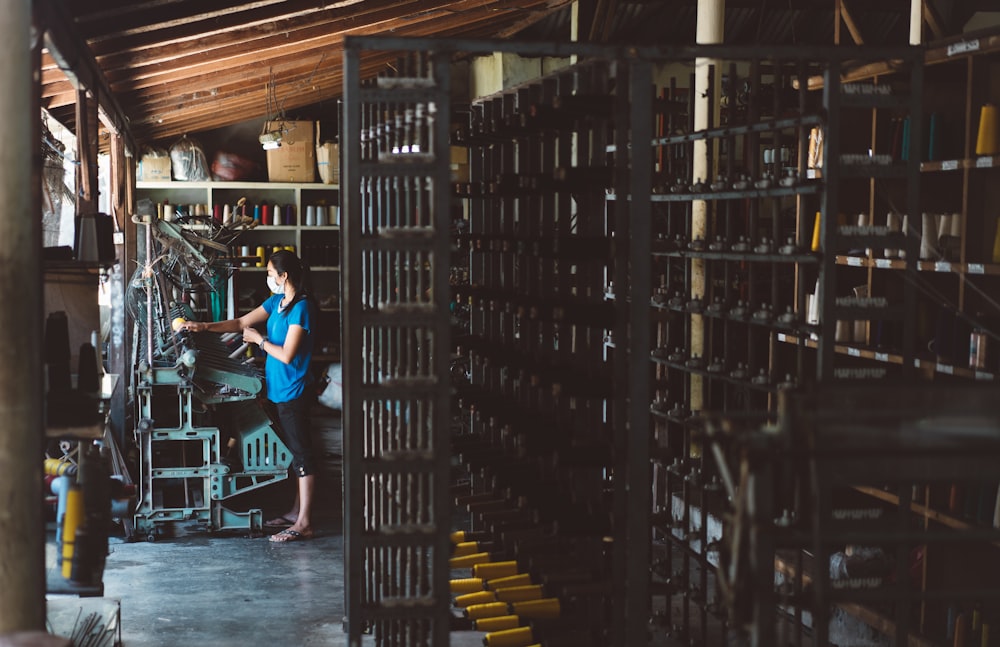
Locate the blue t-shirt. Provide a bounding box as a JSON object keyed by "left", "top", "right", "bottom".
{"left": 261, "top": 293, "right": 314, "bottom": 403}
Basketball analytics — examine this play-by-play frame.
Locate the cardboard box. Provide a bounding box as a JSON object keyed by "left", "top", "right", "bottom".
{"left": 266, "top": 120, "right": 316, "bottom": 183}
{"left": 138, "top": 155, "right": 171, "bottom": 181}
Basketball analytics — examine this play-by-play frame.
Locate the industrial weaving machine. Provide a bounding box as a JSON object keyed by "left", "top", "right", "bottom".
{"left": 129, "top": 204, "right": 291, "bottom": 539}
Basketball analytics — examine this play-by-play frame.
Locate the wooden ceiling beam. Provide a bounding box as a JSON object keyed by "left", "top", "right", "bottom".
{"left": 36, "top": 0, "right": 138, "bottom": 154}
{"left": 129, "top": 9, "right": 564, "bottom": 143}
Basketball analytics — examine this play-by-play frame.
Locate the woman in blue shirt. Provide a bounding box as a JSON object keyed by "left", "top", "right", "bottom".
{"left": 183, "top": 250, "right": 317, "bottom": 542}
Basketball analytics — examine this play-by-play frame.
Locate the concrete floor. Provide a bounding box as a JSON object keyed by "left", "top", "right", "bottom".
{"left": 45, "top": 407, "right": 485, "bottom": 647}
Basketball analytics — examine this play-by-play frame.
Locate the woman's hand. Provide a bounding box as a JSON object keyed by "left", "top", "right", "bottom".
{"left": 242, "top": 327, "right": 264, "bottom": 346}
{"left": 175, "top": 318, "right": 206, "bottom": 333}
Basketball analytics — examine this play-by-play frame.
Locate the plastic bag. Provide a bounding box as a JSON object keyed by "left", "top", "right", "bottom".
{"left": 169, "top": 135, "right": 211, "bottom": 181}
{"left": 317, "top": 363, "right": 342, "bottom": 410}
{"left": 211, "top": 151, "right": 260, "bottom": 182}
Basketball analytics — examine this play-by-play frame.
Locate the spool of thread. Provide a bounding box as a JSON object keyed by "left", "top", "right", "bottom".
{"left": 255, "top": 246, "right": 265, "bottom": 267}
{"left": 970, "top": 329, "right": 988, "bottom": 370}
{"left": 305, "top": 205, "right": 317, "bottom": 227}
{"left": 885, "top": 212, "right": 900, "bottom": 258}
{"left": 992, "top": 216, "right": 1000, "bottom": 263}
{"left": 899, "top": 214, "right": 909, "bottom": 259}
{"left": 239, "top": 245, "right": 250, "bottom": 267}
{"left": 976, "top": 103, "right": 1000, "bottom": 156}
{"left": 329, "top": 205, "right": 339, "bottom": 226}
{"left": 811, "top": 211, "right": 822, "bottom": 251}
{"left": 162, "top": 203, "right": 175, "bottom": 222}
{"left": 994, "top": 482, "right": 1000, "bottom": 528}
{"left": 223, "top": 204, "right": 233, "bottom": 226}
{"left": 315, "top": 204, "right": 326, "bottom": 227}
{"left": 212, "top": 204, "right": 222, "bottom": 223}
{"left": 60, "top": 483, "right": 84, "bottom": 579}
{"left": 285, "top": 204, "right": 296, "bottom": 226}
{"left": 920, "top": 212, "right": 938, "bottom": 260}
{"left": 253, "top": 204, "right": 261, "bottom": 222}
{"left": 474, "top": 616, "right": 521, "bottom": 632}
{"left": 450, "top": 578, "right": 484, "bottom": 594}
{"left": 835, "top": 320, "right": 850, "bottom": 342}
{"left": 261, "top": 203, "right": 271, "bottom": 226}
{"left": 483, "top": 626, "right": 532, "bottom": 646}
{"left": 937, "top": 213, "right": 951, "bottom": 241}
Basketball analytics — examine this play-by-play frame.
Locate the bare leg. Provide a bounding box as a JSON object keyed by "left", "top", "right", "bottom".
{"left": 270, "top": 475, "right": 314, "bottom": 541}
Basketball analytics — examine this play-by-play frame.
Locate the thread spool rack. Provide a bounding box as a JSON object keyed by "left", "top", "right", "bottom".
{"left": 342, "top": 35, "right": 1000, "bottom": 647}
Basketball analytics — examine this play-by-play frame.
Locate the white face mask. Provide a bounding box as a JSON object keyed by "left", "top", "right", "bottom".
{"left": 267, "top": 276, "right": 282, "bottom": 294}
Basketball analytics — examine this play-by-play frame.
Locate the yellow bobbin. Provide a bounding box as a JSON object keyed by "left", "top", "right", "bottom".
{"left": 495, "top": 584, "right": 544, "bottom": 603}
{"left": 60, "top": 484, "right": 84, "bottom": 579}
{"left": 44, "top": 458, "right": 76, "bottom": 477}
{"left": 449, "top": 577, "right": 484, "bottom": 594}
{"left": 483, "top": 626, "right": 533, "bottom": 647}
{"left": 452, "top": 540, "right": 481, "bottom": 557}
{"left": 449, "top": 530, "right": 467, "bottom": 544}
{"left": 485, "top": 573, "right": 532, "bottom": 590}
{"left": 454, "top": 590, "right": 496, "bottom": 608}
{"left": 473, "top": 615, "right": 522, "bottom": 632}
{"left": 450, "top": 551, "right": 492, "bottom": 569}
{"left": 508, "top": 597, "right": 560, "bottom": 620}
{"left": 473, "top": 560, "right": 519, "bottom": 579}
{"left": 976, "top": 103, "right": 1000, "bottom": 156}
{"left": 811, "top": 211, "right": 822, "bottom": 252}
{"left": 464, "top": 601, "right": 510, "bottom": 620}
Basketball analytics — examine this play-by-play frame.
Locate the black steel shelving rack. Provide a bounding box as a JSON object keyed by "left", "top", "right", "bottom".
{"left": 342, "top": 37, "right": 961, "bottom": 647}
{"left": 342, "top": 44, "right": 455, "bottom": 645}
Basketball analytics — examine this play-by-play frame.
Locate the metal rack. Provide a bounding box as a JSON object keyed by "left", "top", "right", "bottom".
{"left": 341, "top": 38, "right": 946, "bottom": 647}
{"left": 342, "top": 42, "right": 455, "bottom": 645}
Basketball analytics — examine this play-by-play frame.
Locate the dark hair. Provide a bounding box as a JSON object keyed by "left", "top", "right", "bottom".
{"left": 269, "top": 249, "right": 317, "bottom": 315}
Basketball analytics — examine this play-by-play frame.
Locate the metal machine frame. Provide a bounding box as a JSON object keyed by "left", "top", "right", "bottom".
{"left": 130, "top": 214, "right": 292, "bottom": 540}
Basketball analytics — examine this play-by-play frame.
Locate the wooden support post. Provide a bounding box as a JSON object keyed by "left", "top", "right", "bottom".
{"left": 75, "top": 89, "right": 99, "bottom": 215}
{"left": 691, "top": 0, "right": 724, "bottom": 428}
{"left": 0, "top": 0, "right": 46, "bottom": 633}
{"left": 910, "top": 0, "right": 923, "bottom": 45}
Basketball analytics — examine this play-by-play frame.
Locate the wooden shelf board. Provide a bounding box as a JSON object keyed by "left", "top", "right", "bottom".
{"left": 852, "top": 485, "right": 1000, "bottom": 549}
{"left": 835, "top": 255, "right": 1000, "bottom": 275}
{"left": 138, "top": 180, "right": 340, "bottom": 190}
{"left": 774, "top": 552, "right": 938, "bottom": 647}
{"left": 776, "top": 333, "right": 997, "bottom": 380}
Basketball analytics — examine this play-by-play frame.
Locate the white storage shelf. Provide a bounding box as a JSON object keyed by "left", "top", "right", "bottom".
{"left": 136, "top": 180, "right": 341, "bottom": 268}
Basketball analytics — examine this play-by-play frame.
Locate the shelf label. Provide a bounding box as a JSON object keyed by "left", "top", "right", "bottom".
{"left": 937, "top": 363, "right": 954, "bottom": 375}
{"left": 940, "top": 160, "right": 959, "bottom": 171}
{"left": 934, "top": 261, "right": 952, "bottom": 272}
{"left": 875, "top": 352, "right": 889, "bottom": 363}
{"left": 947, "top": 39, "right": 980, "bottom": 57}
{"left": 976, "top": 156, "right": 995, "bottom": 169}
{"left": 874, "top": 258, "right": 892, "bottom": 268}
{"left": 836, "top": 296, "right": 888, "bottom": 308}
{"left": 847, "top": 347, "right": 862, "bottom": 357}
{"left": 842, "top": 83, "right": 891, "bottom": 96}
{"left": 846, "top": 256, "right": 864, "bottom": 267}
{"left": 968, "top": 263, "right": 985, "bottom": 274}
{"left": 834, "top": 367, "right": 887, "bottom": 379}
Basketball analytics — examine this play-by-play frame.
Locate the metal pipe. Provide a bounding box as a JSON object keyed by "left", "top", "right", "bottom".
{"left": 0, "top": 0, "right": 45, "bottom": 632}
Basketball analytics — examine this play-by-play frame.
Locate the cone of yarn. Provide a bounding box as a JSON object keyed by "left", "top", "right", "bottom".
{"left": 976, "top": 104, "right": 1000, "bottom": 156}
